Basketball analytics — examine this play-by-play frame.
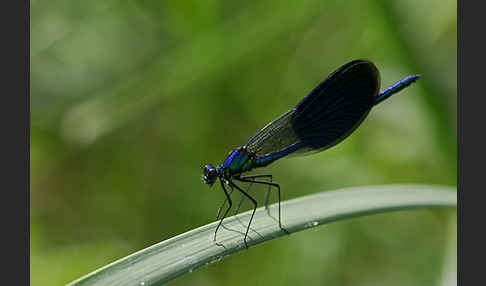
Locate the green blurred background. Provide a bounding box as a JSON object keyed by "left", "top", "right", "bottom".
{"left": 30, "top": 0, "right": 457, "bottom": 285}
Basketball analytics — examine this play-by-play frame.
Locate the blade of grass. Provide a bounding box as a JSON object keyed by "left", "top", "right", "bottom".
{"left": 67, "top": 184, "right": 456, "bottom": 286}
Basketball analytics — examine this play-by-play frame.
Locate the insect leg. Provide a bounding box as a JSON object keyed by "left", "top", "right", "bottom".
{"left": 217, "top": 184, "right": 249, "bottom": 237}
{"left": 232, "top": 181, "right": 264, "bottom": 240}
{"left": 234, "top": 181, "right": 252, "bottom": 216}
{"left": 239, "top": 174, "right": 273, "bottom": 214}
{"left": 216, "top": 186, "right": 235, "bottom": 220}
{"left": 214, "top": 179, "right": 233, "bottom": 243}
{"left": 235, "top": 177, "right": 289, "bottom": 235}
{"left": 228, "top": 180, "right": 257, "bottom": 249}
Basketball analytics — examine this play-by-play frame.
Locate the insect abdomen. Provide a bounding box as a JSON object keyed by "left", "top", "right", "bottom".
{"left": 254, "top": 142, "right": 303, "bottom": 167}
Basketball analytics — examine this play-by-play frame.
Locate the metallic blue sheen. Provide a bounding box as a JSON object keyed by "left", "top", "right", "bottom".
{"left": 375, "top": 74, "right": 420, "bottom": 105}
{"left": 203, "top": 59, "right": 420, "bottom": 250}
{"left": 223, "top": 148, "right": 252, "bottom": 174}
{"left": 212, "top": 60, "right": 420, "bottom": 178}
{"left": 222, "top": 149, "right": 240, "bottom": 168}
{"left": 254, "top": 142, "right": 304, "bottom": 167}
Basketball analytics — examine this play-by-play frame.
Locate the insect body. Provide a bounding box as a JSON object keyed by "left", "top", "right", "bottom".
{"left": 202, "top": 59, "right": 420, "bottom": 249}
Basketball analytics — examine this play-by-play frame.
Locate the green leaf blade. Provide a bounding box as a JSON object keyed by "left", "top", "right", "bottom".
{"left": 67, "top": 184, "right": 456, "bottom": 286}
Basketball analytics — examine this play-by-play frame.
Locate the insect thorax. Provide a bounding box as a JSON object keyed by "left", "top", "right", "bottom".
{"left": 220, "top": 146, "right": 256, "bottom": 176}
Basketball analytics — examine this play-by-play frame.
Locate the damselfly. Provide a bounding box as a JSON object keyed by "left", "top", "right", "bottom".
{"left": 202, "top": 59, "right": 420, "bottom": 248}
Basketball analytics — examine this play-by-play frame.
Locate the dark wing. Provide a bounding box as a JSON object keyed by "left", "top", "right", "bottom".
{"left": 244, "top": 108, "right": 300, "bottom": 156}
{"left": 245, "top": 59, "right": 380, "bottom": 157}
{"left": 290, "top": 59, "right": 380, "bottom": 153}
